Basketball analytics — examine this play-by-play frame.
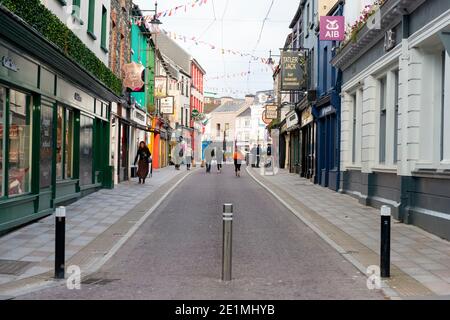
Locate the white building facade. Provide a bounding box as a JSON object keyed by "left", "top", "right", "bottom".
{"left": 333, "top": 0, "right": 450, "bottom": 239}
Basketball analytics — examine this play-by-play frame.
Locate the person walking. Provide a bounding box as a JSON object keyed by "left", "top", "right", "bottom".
{"left": 216, "top": 146, "right": 224, "bottom": 173}
{"left": 134, "top": 141, "right": 151, "bottom": 184}
{"left": 233, "top": 147, "right": 244, "bottom": 177}
{"left": 250, "top": 145, "right": 257, "bottom": 167}
{"left": 205, "top": 145, "right": 214, "bottom": 173}
{"left": 185, "top": 144, "right": 193, "bottom": 171}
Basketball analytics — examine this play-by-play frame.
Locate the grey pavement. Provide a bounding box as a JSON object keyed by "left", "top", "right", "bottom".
{"left": 249, "top": 167, "right": 450, "bottom": 297}
{"left": 19, "top": 165, "right": 384, "bottom": 300}
{"left": 0, "top": 166, "right": 186, "bottom": 290}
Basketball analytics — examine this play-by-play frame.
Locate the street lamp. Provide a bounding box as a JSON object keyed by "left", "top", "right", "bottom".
{"left": 139, "top": 2, "right": 162, "bottom": 25}
{"left": 267, "top": 50, "right": 280, "bottom": 65}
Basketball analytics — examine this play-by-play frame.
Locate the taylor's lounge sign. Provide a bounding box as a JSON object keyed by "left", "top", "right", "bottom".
{"left": 280, "top": 51, "right": 304, "bottom": 91}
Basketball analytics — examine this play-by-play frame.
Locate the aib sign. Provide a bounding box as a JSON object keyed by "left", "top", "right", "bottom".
{"left": 320, "top": 16, "right": 345, "bottom": 41}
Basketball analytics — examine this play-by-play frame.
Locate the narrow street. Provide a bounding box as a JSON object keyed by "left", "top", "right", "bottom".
{"left": 20, "top": 165, "right": 382, "bottom": 300}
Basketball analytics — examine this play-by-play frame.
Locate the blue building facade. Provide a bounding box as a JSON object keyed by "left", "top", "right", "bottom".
{"left": 313, "top": 3, "right": 343, "bottom": 191}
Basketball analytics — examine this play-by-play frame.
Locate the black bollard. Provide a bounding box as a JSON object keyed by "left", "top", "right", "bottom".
{"left": 55, "top": 206, "right": 66, "bottom": 279}
{"left": 222, "top": 204, "right": 233, "bottom": 281}
{"left": 380, "top": 205, "right": 391, "bottom": 278}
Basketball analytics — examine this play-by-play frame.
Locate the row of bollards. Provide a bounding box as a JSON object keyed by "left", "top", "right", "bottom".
{"left": 52, "top": 202, "right": 391, "bottom": 283}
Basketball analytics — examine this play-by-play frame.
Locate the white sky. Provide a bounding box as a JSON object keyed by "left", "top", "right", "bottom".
{"left": 134, "top": 0, "right": 300, "bottom": 98}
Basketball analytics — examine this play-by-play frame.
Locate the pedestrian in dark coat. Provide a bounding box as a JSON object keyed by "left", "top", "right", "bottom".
{"left": 134, "top": 141, "right": 151, "bottom": 184}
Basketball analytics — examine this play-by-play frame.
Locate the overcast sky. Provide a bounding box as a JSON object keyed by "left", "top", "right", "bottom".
{"left": 134, "top": 0, "right": 300, "bottom": 98}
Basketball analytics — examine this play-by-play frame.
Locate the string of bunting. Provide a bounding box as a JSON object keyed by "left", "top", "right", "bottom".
{"left": 134, "top": 0, "right": 209, "bottom": 24}
{"left": 206, "top": 68, "right": 272, "bottom": 81}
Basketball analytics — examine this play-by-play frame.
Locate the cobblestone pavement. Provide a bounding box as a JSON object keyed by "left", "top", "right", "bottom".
{"left": 19, "top": 165, "right": 383, "bottom": 300}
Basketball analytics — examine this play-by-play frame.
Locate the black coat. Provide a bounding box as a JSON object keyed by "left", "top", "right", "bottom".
{"left": 134, "top": 148, "right": 151, "bottom": 165}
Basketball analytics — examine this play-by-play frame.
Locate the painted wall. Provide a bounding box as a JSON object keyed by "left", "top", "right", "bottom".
{"left": 41, "top": 0, "right": 110, "bottom": 66}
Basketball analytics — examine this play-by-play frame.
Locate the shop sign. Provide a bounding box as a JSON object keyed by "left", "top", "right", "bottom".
{"left": 319, "top": 16, "right": 345, "bottom": 41}
{"left": 286, "top": 110, "right": 299, "bottom": 130}
{"left": 133, "top": 108, "right": 146, "bottom": 126}
{"left": 320, "top": 105, "right": 336, "bottom": 118}
{"left": 1, "top": 56, "right": 18, "bottom": 72}
{"left": 280, "top": 51, "right": 305, "bottom": 91}
{"left": 265, "top": 104, "right": 278, "bottom": 120}
{"left": 301, "top": 107, "right": 314, "bottom": 127}
{"left": 122, "top": 62, "right": 145, "bottom": 91}
{"left": 155, "top": 76, "right": 167, "bottom": 98}
{"left": 160, "top": 96, "right": 174, "bottom": 114}
{"left": 262, "top": 111, "right": 272, "bottom": 125}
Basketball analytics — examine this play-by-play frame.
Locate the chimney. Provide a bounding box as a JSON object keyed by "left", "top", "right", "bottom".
{"left": 245, "top": 94, "right": 255, "bottom": 105}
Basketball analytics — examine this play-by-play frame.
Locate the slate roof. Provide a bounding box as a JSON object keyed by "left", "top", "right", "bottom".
{"left": 213, "top": 100, "right": 245, "bottom": 113}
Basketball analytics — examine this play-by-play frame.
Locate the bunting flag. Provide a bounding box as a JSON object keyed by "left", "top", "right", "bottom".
{"left": 156, "top": 0, "right": 208, "bottom": 19}
{"left": 205, "top": 67, "right": 272, "bottom": 81}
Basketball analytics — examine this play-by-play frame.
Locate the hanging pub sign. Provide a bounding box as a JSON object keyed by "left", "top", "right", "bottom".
{"left": 280, "top": 51, "right": 305, "bottom": 91}
{"left": 123, "top": 62, "right": 145, "bottom": 92}
{"left": 160, "top": 96, "right": 175, "bottom": 114}
{"left": 301, "top": 107, "right": 314, "bottom": 127}
{"left": 265, "top": 104, "right": 278, "bottom": 120}
{"left": 320, "top": 16, "right": 345, "bottom": 41}
{"left": 155, "top": 76, "right": 167, "bottom": 98}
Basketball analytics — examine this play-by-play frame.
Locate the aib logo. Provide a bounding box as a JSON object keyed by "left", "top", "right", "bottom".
{"left": 320, "top": 16, "right": 345, "bottom": 41}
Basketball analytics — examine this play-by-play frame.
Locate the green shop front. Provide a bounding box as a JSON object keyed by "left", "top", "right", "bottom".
{"left": 0, "top": 11, "right": 117, "bottom": 233}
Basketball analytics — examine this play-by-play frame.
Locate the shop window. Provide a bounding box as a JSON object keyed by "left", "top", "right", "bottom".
{"left": 56, "top": 107, "right": 64, "bottom": 180}
{"left": 0, "top": 87, "right": 5, "bottom": 196}
{"left": 56, "top": 107, "right": 74, "bottom": 180}
{"left": 40, "top": 104, "right": 53, "bottom": 188}
{"left": 8, "top": 90, "right": 32, "bottom": 196}
{"left": 80, "top": 115, "right": 93, "bottom": 186}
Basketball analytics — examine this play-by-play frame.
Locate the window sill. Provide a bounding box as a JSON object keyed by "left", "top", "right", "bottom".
{"left": 87, "top": 30, "right": 97, "bottom": 40}
{"left": 344, "top": 165, "right": 362, "bottom": 171}
{"left": 371, "top": 166, "right": 398, "bottom": 174}
{"left": 100, "top": 45, "right": 109, "bottom": 53}
{"left": 57, "top": 0, "right": 67, "bottom": 5}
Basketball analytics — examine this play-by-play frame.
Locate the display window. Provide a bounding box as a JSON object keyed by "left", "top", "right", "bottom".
{"left": 8, "top": 90, "right": 32, "bottom": 196}
{"left": 56, "top": 106, "right": 74, "bottom": 180}
{"left": 0, "top": 87, "right": 5, "bottom": 196}
{"left": 79, "top": 115, "right": 93, "bottom": 186}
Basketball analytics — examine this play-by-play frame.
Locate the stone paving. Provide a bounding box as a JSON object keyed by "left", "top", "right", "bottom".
{"left": 0, "top": 167, "right": 185, "bottom": 288}
{"left": 250, "top": 168, "right": 450, "bottom": 297}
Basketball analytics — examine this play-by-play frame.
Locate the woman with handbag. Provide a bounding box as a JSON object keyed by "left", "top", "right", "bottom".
{"left": 134, "top": 141, "right": 152, "bottom": 184}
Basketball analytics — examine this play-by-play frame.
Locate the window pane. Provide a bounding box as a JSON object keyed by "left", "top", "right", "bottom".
{"left": 88, "top": 0, "right": 95, "bottom": 33}
{"left": 101, "top": 6, "right": 107, "bottom": 49}
{"left": 56, "top": 106, "right": 64, "bottom": 180}
{"left": 40, "top": 105, "right": 53, "bottom": 188}
{"left": 79, "top": 115, "right": 93, "bottom": 186}
{"left": 8, "top": 90, "right": 32, "bottom": 196}
{"left": 0, "top": 87, "right": 5, "bottom": 196}
{"left": 65, "top": 109, "right": 74, "bottom": 179}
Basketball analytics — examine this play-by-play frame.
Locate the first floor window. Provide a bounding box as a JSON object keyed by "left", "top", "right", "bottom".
{"left": 80, "top": 115, "right": 94, "bottom": 186}
{"left": 8, "top": 90, "right": 32, "bottom": 196}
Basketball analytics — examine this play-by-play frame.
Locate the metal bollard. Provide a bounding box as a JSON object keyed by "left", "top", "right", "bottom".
{"left": 222, "top": 204, "right": 233, "bottom": 281}
{"left": 55, "top": 206, "right": 66, "bottom": 279}
{"left": 380, "top": 205, "right": 391, "bottom": 278}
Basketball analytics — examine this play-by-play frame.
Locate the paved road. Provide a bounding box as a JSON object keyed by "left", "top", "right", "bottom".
{"left": 20, "top": 164, "right": 383, "bottom": 299}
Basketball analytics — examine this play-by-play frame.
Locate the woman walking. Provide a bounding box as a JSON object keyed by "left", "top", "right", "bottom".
{"left": 134, "top": 141, "right": 151, "bottom": 184}
{"left": 233, "top": 147, "right": 244, "bottom": 177}
{"left": 216, "top": 147, "right": 224, "bottom": 173}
